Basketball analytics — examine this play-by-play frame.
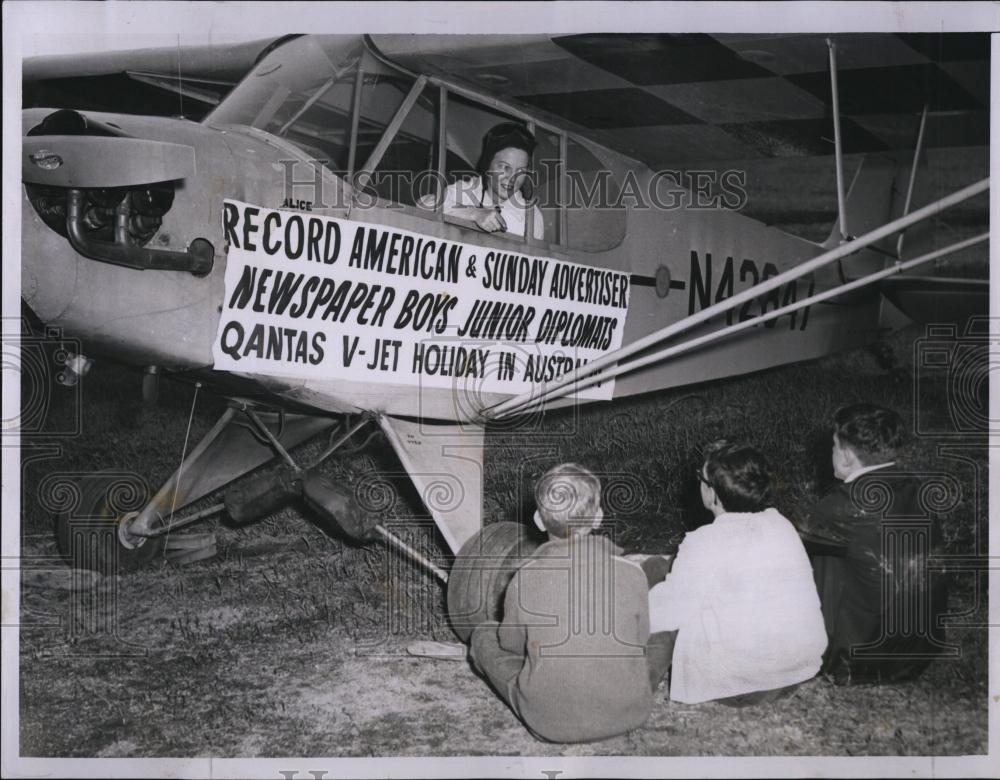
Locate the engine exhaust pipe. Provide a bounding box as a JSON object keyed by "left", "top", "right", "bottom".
{"left": 66, "top": 188, "right": 214, "bottom": 275}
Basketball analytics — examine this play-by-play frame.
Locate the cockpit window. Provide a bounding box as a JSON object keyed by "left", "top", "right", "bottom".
{"left": 206, "top": 36, "right": 364, "bottom": 170}
{"left": 441, "top": 92, "right": 551, "bottom": 244}
{"left": 358, "top": 75, "right": 439, "bottom": 206}
{"left": 207, "top": 36, "right": 471, "bottom": 206}
{"left": 207, "top": 36, "right": 625, "bottom": 251}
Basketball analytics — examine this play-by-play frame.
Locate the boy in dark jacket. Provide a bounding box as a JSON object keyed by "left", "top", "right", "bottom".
{"left": 470, "top": 463, "right": 653, "bottom": 743}
{"left": 797, "top": 404, "right": 950, "bottom": 684}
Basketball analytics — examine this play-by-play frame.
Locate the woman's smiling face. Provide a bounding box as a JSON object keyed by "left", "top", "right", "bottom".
{"left": 485, "top": 146, "right": 530, "bottom": 202}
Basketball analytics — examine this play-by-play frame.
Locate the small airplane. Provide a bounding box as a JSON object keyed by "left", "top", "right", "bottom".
{"left": 19, "top": 33, "right": 989, "bottom": 589}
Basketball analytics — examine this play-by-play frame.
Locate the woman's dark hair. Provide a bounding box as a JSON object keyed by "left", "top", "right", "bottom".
{"left": 702, "top": 440, "right": 773, "bottom": 513}
{"left": 475, "top": 122, "right": 537, "bottom": 179}
{"left": 833, "top": 403, "right": 903, "bottom": 465}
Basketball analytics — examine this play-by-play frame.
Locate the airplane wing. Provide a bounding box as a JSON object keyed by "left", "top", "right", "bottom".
{"left": 24, "top": 32, "right": 987, "bottom": 163}
{"left": 23, "top": 36, "right": 289, "bottom": 119}
{"left": 371, "top": 33, "right": 988, "bottom": 165}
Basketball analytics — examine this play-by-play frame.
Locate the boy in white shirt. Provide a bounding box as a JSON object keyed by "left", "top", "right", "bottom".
{"left": 647, "top": 441, "right": 827, "bottom": 705}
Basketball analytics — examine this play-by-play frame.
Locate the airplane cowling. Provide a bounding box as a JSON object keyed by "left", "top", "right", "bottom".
{"left": 24, "top": 107, "right": 195, "bottom": 189}
{"left": 23, "top": 135, "right": 196, "bottom": 189}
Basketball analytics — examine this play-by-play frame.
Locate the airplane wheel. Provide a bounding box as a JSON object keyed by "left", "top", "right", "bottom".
{"left": 447, "top": 521, "right": 539, "bottom": 642}
{"left": 54, "top": 476, "right": 165, "bottom": 575}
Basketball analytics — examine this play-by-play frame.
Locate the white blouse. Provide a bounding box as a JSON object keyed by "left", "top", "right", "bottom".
{"left": 648, "top": 507, "right": 828, "bottom": 704}
{"left": 435, "top": 176, "right": 544, "bottom": 241}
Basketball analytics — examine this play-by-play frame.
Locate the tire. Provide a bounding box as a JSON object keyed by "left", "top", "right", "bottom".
{"left": 54, "top": 474, "right": 165, "bottom": 575}
{"left": 447, "top": 521, "right": 540, "bottom": 642}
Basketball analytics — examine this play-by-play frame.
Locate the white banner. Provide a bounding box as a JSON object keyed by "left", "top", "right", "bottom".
{"left": 212, "top": 200, "right": 631, "bottom": 400}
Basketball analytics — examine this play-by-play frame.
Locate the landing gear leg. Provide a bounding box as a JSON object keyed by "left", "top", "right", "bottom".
{"left": 56, "top": 401, "right": 337, "bottom": 573}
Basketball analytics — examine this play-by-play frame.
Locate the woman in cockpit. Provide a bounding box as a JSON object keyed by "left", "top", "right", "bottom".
{"left": 431, "top": 122, "right": 544, "bottom": 241}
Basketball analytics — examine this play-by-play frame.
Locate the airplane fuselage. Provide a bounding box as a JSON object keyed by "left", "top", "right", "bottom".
{"left": 21, "top": 96, "right": 892, "bottom": 422}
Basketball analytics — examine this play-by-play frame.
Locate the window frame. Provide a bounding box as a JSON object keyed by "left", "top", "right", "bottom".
{"left": 351, "top": 47, "right": 577, "bottom": 251}
{"left": 429, "top": 80, "right": 569, "bottom": 252}
{"left": 348, "top": 40, "right": 627, "bottom": 254}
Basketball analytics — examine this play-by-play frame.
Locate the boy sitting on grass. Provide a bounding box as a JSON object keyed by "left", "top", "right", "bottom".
{"left": 647, "top": 441, "right": 828, "bottom": 705}
{"left": 469, "top": 463, "right": 654, "bottom": 743}
{"left": 796, "top": 404, "right": 949, "bottom": 684}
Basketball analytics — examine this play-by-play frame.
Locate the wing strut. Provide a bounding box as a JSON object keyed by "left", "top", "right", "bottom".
{"left": 493, "top": 232, "right": 987, "bottom": 419}
{"left": 827, "top": 38, "right": 849, "bottom": 242}
{"left": 896, "top": 103, "right": 930, "bottom": 259}
{"left": 482, "top": 177, "right": 989, "bottom": 421}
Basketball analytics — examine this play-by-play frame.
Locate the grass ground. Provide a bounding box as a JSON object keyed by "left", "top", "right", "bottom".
{"left": 17, "top": 322, "right": 989, "bottom": 757}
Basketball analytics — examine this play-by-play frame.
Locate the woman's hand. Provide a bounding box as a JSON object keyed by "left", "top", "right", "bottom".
{"left": 470, "top": 206, "right": 507, "bottom": 234}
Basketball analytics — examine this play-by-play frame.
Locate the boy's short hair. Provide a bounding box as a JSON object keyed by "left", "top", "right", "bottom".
{"left": 703, "top": 440, "right": 772, "bottom": 513}
{"left": 535, "top": 463, "right": 601, "bottom": 538}
{"left": 834, "top": 403, "right": 903, "bottom": 465}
